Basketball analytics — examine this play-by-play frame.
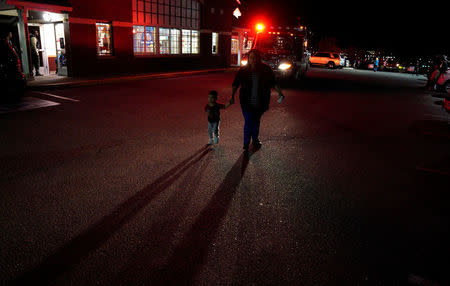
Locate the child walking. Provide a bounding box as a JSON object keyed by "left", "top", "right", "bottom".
{"left": 204, "top": 90, "right": 231, "bottom": 145}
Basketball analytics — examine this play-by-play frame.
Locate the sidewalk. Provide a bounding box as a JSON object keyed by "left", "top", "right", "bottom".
{"left": 26, "top": 67, "right": 238, "bottom": 90}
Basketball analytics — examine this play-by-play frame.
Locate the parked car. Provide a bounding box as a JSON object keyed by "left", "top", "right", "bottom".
{"left": 397, "top": 61, "right": 417, "bottom": 73}
{"left": 356, "top": 60, "right": 374, "bottom": 70}
{"left": 309, "top": 52, "right": 341, "bottom": 69}
{"left": 383, "top": 59, "right": 400, "bottom": 72}
{"left": 405, "top": 65, "right": 416, "bottom": 73}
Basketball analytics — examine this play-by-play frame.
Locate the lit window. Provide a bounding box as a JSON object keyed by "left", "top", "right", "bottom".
{"left": 132, "top": 0, "right": 201, "bottom": 57}
{"left": 159, "top": 27, "right": 170, "bottom": 54}
{"left": 180, "top": 29, "right": 199, "bottom": 54}
{"left": 191, "top": 30, "right": 199, "bottom": 54}
{"left": 182, "top": 29, "right": 191, "bottom": 54}
{"left": 96, "top": 23, "right": 113, "bottom": 56}
{"left": 133, "top": 25, "right": 145, "bottom": 53}
{"left": 212, "top": 32, "right": 218, "bottom": 54}
{"left": 145, "top": 26, "right": 156, "bottom": 53}
{"left": 231, "top": 36, "right": 238, "bottom": 55}
{"left": 170, "top": 28, "right": 180, "bottom": 54}
{"left": 133, "top": 25, "right": 156, "bottom": 54}
{"left": 133, "top": 0, "right": 200, "bottom": 29}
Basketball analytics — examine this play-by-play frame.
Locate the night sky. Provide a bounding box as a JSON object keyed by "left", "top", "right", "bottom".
{"left": 234, "top": 0, "right": 448, "bottom": 57}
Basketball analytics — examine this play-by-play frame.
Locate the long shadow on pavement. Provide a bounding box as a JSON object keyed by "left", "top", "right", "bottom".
{"left": 152, "top": 152, "right": 250, "bottom": 285}
{"left": 112, "top": 151, "right": 213, "bottom": 284}
{"left": 14, "top": 145, "right": 212, "bottom": 285}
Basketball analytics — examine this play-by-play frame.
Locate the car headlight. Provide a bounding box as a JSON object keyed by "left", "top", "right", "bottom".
{"left": 241, "top": 59, "right": 248, "bottom": 66}
{"left": 278, "top": 63, "right": 292, "bottom": 70}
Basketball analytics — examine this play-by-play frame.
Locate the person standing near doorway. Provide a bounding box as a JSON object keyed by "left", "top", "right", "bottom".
{"left": 30, "top": 30, "right": 41, "bottom": 76}
{"left": 6, "top": 30, "right": 17, "bottom": 55}
{"left": 1, "top": 27, "right": 25, "bottom": 102}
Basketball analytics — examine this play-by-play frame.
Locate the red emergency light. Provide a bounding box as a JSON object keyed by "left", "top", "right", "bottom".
{"left": 255, "top": 23, "right": 265, "bottom": 32}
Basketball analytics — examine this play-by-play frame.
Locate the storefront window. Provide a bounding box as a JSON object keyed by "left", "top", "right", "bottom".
{"left": 212, "top": 32, "right": 218, "bottom": 54}
{"left": 145, "top": 26, "right": 156, "bottom": 53}
{"left": 159, "top": 27, "right": 170, "bottom": 54}
{"left": 180, "top": 29, "right": 199, "bottom": 54}
{"left": 191, "top": 30, "right": 199, "bottom": 54}
{"left": 231, "top": 36, "right": 239, "bottom": 55}
{"left": 133, "top": 0, "right": 200, "bottom": 57}
{"left": 134, "top": 26, "right": 197, "bottom": 56}
{"left": 181, "top": 29, "right": 190, "bottom": 54}
{"left": 96, "top": 23, "right": 112, "bottom": 56}
{"left": 133, "top": 25, "right": 145, "bottom": 53}
{"left": 133, "top": 25, "right": 156, "bottom": 54}
{"left": 170, "top": 28, "right": 180, "bottom": 54}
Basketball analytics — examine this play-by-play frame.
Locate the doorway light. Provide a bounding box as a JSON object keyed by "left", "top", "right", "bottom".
{"left": 43, "top": 12, "right": 52, "bottom": 22}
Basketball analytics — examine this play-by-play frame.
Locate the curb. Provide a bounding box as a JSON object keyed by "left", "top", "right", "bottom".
{"left": 27, "top": 67, "right": 238, "bottom": 90}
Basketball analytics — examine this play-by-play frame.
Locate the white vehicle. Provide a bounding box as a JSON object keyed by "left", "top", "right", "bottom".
{"left": 339, "top": 54, "right": 346, "bottom": 67}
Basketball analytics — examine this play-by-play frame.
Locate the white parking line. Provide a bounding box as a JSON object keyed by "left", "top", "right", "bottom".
{"left": 0, "top": 97, "right": 60, "bottom": 114}
{"left": 34, "top": 91, "right": 80, "bottom": 102}
{"left": 416, "top": 167, "right": 450, "bottom": 176}
{"left": 423, "top": 114, "right": 449, "bottom": 121}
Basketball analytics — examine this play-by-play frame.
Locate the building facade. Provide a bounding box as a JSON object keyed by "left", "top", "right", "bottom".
{"left": 0, "top": 0, "right": 233, "bottom": 77}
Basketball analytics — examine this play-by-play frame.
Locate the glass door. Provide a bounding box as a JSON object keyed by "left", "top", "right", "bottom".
{"left": 55, "top": 23, "right": 67, "bottom": 76}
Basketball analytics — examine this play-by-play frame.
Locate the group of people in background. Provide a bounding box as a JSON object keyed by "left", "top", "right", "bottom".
{"left": 426, "top": 55, "right": 448, "bottom": 91}
{"left": 0, "top": 26, "right": 41, "bottom": 77}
